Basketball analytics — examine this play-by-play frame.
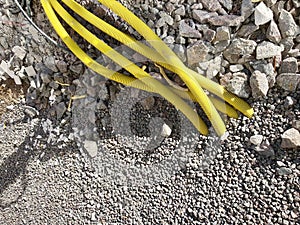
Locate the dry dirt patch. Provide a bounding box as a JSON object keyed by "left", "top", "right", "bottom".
{"left": 0, "top": 79, "right": 27, "bottom": 117}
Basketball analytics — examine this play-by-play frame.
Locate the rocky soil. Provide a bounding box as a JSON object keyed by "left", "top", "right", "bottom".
{"left": 0, "top": 0, "right": 300, "bottom": 224}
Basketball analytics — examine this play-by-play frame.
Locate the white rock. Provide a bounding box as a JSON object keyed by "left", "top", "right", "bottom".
{"left": 0, "top": 60, "right": 22, "bottom": 85}
{"left": 254, "top": 2, "right": 273, "bottom": 26}
{"left": 281, "top": 128, "right": 300, "bottom": 149}
{"left": 12, "top": 46, "right": 27, "bottom": 60}
{"left": 84, "top": 140, "right": 98, "bottom": 157}
{"left": 250, "top": 134, "right": 263, "bottom": 145}
{"left": 161, "top": 123, "right": 172, "bottom": 137}
{"left": 25, "top": 66, "right": 36, "bottom": 77}
{"left": 250, "top": 70, "right": 269, "bottom": 98}
{"left": 229, "top": 64, "right": 243, "bottom": 72}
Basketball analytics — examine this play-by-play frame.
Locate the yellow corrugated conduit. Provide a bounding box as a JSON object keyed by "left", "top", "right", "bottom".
{"left": 40, "top": 0, "right": 254, "bottom": 136}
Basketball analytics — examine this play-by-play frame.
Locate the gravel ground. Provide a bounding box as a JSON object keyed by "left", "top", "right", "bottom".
{"left": 0, "top": 0, "right": 300, "bottom": 224}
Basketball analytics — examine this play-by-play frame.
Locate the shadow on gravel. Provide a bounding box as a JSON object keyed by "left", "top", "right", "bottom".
{"left": 0, "top": 140, "right": 31, "bottom": 208}
{"left": 0, "top": 123, "right": 69, "bottom": 208}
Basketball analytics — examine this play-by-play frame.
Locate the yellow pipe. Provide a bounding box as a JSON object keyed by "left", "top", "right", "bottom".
{"left": 98, "top": 0, "right": 226, "bottom": 136}
{"left": 41, "top": 0, "right": 209, "bottom": 135}
{"left": 61, "top": 0, "right": 253, "bottom": 118}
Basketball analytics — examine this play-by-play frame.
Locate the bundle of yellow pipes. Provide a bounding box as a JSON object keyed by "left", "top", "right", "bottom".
{"left": 40, "top": 0, "right": 254, "bottom": 136}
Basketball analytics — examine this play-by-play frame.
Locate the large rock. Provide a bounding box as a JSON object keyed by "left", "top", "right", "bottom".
{"left": 266, "top": 20, "right": 282, "bottom": 43}
{"left": 256, "top": 41, "right": 283, "bottom": 59}
{"left": 200, "top": 0, "right": 223, "bottom": 12}
{"left": 250, "top": 70, "right": 269, "bottom": 98}
{"left": 84, "top": 140, "right": 98, "bottom": 157}
{"left": 254, "top": 2, "right": 273, "bottom": 26}
{"left": 214, "top": 26, "right": 230, "bottom": 42}
{"left": 192, "top": 10, "right": 218, "bottom": 23}
{"left": 187, "top": 40, "right": 212, "bottom": 66}
{"left": 179, "top": 20, "right": 202, "bottom": 38}
{"left": 250, "top": 61, "right": 276, "bottom": 87}
{"left": 207, "top": 15, "right": 243, "bottom": 27}
{"left": 276, "top": 73, "right": 300, "bottom": 91}
{"left": 278, "top": 10, "right": 299, "bottom": 38}
{"left": 224, "top": 38, "right": 257, "bottom": 63}
{"left": 225, "top": 72, "right": 251, "bottom": 98}
{"left": 281, "top": 128, "right": 300, "bottom": 149}
{"left": 279, "top": 57, "right": 298, "bottom": 74}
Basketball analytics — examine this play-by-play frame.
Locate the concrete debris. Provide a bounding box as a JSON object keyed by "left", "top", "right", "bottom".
{"left": 24, "top": 65, "right": 36, "bottom": 77}
{"left": 0, "top": 60, "right": 22, "bottom": 85}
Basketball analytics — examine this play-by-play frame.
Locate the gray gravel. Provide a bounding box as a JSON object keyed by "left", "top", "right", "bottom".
{"left": 0, "top": 0, "right": 300, "bottom": 224}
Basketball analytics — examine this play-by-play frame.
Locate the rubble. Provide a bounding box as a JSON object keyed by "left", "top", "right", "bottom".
{"left": 0, "top": 0, "right": 300, "bottom": 224}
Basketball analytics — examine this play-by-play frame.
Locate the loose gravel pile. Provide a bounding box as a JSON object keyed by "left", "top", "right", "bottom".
{"left": 0, "top": 0, "right": 300, "bottom": 224}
